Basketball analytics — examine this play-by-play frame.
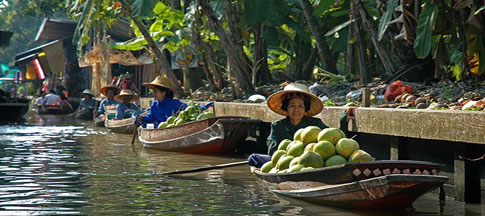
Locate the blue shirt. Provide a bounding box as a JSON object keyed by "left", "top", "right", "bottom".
{"left": 98, "top": 99, "right": 120, "bottom": 114}
{"left": 116, "top": 103, "right": 141, "bottom": 120}
{"left": 139, "top": 98, "right": 187, "bottom": 127}
{"left": 79, "top": 98, "right": 96, "bottom": 109}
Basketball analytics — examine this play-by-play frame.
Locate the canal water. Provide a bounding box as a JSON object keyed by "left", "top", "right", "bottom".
{"left": 0, "top": 114, "right": 483, "bottom": 215}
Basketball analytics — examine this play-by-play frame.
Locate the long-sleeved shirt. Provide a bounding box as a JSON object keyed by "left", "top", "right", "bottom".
{"left": 116, "top": 103, "right": 141, "bottom": 120}
{"left": 98, "top": 99, "right": 120, "bottom": 114}
{"left": 139, "top": 98, "right": 187, "bottom": 128}
{"left": 267, "top": 116, "right": 328, "bottom": 155}
{"left": 79, "top": 98, "right": 97, "bottom": 109}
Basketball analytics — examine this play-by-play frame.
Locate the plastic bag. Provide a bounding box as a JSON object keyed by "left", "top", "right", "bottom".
{"left": 384, "top": 81, "right": 412, "bottom": 102}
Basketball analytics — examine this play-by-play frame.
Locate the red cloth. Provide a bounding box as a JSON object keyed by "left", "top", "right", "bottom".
{"left": 384, "top": 81, "right": 412, "bottom": 102}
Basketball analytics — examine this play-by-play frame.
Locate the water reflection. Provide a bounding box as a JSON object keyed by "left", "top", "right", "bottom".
{"left": 0, "top": 114, "right": 483, "bottom": 215}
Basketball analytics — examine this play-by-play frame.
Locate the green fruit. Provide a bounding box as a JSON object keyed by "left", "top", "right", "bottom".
{"left": 349, "top": 150, "right": 375, "bottom": 163}
{"left": 300, "top": 167, "right": 314, "bottom": 172}
{"left": 287, "top": 141, "right": 305, "bottom": 157}
{"left": 304, "top": 143, "right": 316, "bottom": 152}
{"left": 298, "top": 151, "right": 324, "bottom": 168}
{"left": 288, "top": 164, "right": 304, "bottom": 173}
{"left": 325, "top": 155, "right": 347, "bottom": 167}
{"left": 174, "top": 118, "right": 186, "bottom": 126}
{"left": 313, "top": 141, "right": 336, "bottom": 160}
{"left": 277, "top": 169, "right": 288, "bottom": 174}
{"left": 271, "top": 150, "right": 286, "bottom": 166}
{"left": 276, "top": 155, "right": 294, "bottom": 170}
{"left": 293, "top": 128, "right": 304, "bottom": 141}
{"left": 336, "top": 138, "right": 360, "bottom": 159}
{"left": 286, "top": 140, "right": 303, "bottom": 152}
{"left": 278, "top": 139, "right": 292, "bottom": 151}
{"left": 261, "top": 161, "right": 274, "bottom": 173}
{"left": 166, "top": 116, "right": 177, "bottom": 124}
{"left": 301, "top": 126, "right": 322, "bottom": 145}
{"left": 317, "top": 128, "right": 346, "bottom": 145}
{"left": 269, "top": 167, "right": 278, "bottom": 174}
{"left": 157, "top": 122, "right": 169, "bottom": 129}
{"left": 289, "top": 156, "right": 300, "bottom": 167}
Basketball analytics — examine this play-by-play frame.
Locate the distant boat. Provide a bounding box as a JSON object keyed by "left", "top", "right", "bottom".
{"left": 0, "top": 97, "right": 30, "bottom": 121}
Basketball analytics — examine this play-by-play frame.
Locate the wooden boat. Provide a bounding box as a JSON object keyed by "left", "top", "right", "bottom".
{"left": 37, "top": 104, "right": 72, "bottom": 115}
{"left": 252, "top": 160, "right": 448, "bottom": 210}
{"left": 138, "top": 116, "right": 261, "bottom": 154}
{"left": 105, "top": 117, "right": 135, "bottom": 134}
{"left": 75, "top": 108, "right": 94, "bottom": 120}
{"left": 93, "top": 104, "right": 117, "bottom": 127}
{"left": 270, "top": 174, "right": 448, "bottom": 210}
{"left": 0, "top": 97, "right": 30, "bottom": 121}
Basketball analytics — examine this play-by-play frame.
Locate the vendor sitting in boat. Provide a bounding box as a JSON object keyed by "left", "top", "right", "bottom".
{"left": 135, "top": 76, "right": 187, "bottom": 128}
{"left": 94, "top": 85, "right": 120, "bottom": 119}
{"left": 248, "top": 82, "right": 328, "bottom": 168}
{"left": 79, "top": 89, "right": 97, "bottom": 110}
{"left": 114, "top": 89, "right": 141, "bottom": 120}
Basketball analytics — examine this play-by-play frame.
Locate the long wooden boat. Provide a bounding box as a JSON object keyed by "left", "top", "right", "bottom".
{"left": 0, "top": 97, "right": 30, "bottom": 121}
{"left": 75, "top": 108, "right": 94, "bottom": 120}
{"left": 270, "top": 174, "right": 448, "bottom": 210}
{"left": 253, "top": 160, "right": 444, "bottom": 190}
{"left": 138, "top": 116, "right": 261, "bottom": 154}
{"left": 252, "top": 160, "right": 448, "bottom": 210}
{"left": 105, "top": 117, "right": 134, "bottom": 134}
{"left": 37, "top": 104, "right": 72, "bottom": 115}
{"left": 93, "top": 105, "right": 117, "bottom": 127}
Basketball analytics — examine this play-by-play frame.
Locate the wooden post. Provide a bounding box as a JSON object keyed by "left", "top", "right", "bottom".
{"left": 362, "top": 87, "right": 370, "bottom": 107}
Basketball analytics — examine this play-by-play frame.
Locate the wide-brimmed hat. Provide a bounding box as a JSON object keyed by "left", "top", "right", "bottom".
{"left": 143, "top": 75, "right": 174, "bottom": 92}
{"left": 267, "top": 83, "right": 323, "bottom": 116}
{"left": 101, "top": 85, "right": 119, "bottom": 96}
{"left": 114, "top": 89, "right": 139, "bottom": 102}
{"left": 81, "top": 89, "right": 94, "bottom": 96}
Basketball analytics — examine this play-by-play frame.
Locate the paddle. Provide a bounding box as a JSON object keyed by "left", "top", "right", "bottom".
{"left": 131, "top": 123, "right": 138, "bottom": 146}
{"left": 160, "top": 161, "right": 249, "bottom": 175}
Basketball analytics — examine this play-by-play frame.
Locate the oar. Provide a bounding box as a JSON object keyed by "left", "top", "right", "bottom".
{"left": 160, "top": 161, "right": 249, "bottom": 175}
{"left": 131, "top": 123, "right": 138, "bottom": 146}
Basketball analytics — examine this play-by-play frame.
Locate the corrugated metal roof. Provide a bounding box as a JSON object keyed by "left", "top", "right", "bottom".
{"left": 35, "top": 18, "right": 77, "bottom": 43}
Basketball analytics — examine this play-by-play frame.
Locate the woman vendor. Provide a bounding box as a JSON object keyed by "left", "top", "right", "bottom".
{"left": 248, "top": 83, "right": 329, "bottom": 167}
{"left": 114, "top": 89, "right": 141, "bottom": 120}
{"left": 94, "top": 85, "right": 120, "bottom": 119}
{"left": 135, "top": 76, "right": 187, "bottom": 128}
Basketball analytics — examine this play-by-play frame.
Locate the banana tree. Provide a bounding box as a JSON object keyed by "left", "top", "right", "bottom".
{"left": 70, "top": 0, "right": 186, "bottom": 96}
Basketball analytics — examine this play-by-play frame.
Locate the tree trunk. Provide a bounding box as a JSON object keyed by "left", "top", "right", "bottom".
{"left": 198, "top": 0, "right": 254, "bottom": 96}
{"left": 354, "top": 0, "right": 395, "bottom": 76}
{"left": 303, "top": 48, "right": 318, "bottom": 79}
{"left": 252, "top": 23, "right": 271, "bottom": 85}
{"left": 299, "top": 0, "right": 338, "bottom": 73}
{"left": 119, "top": 0, "right": 186, "bottom": 97}
{"left": 351, "top": 1, "right": 371, "bottom": 84}
{"left": 345, "top": 18, "right": 355, "bottom": 76}
{"left": 194, "top": 4, "right": 224, "bottom": 91}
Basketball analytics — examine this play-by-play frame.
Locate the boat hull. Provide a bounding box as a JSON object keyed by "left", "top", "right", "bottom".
{"left": 271, "top": 174, "right": 448, "bottom": 210}
{"left": 0, "top": 100, "right": 30, "bottom": 121}
{"left": 105, "top": 118, "right": 135, "bottom": 134}
{"left": 139, "top": 116, "right": 261, "bottom": 154}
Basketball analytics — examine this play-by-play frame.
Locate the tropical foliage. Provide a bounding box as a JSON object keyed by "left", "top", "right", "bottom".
{"left": 1, "top": 0, "right": 484, "bottom": 98}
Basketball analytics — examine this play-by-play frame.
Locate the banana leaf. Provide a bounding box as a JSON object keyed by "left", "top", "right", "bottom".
{"left": 414, "top": 2, "right": 439, "bottom": 59}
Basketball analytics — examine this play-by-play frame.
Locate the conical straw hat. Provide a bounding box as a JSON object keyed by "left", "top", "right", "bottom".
{"left": 114, "top": 89, "right": 139, "bottom": 102}
{"left": 101, "top": 85, "right": 119, "bottom": 96}
{"left": 143, "top": 75, "right": 174, "bottom": 92}
{"left": 81, "top": 89, "right": 94, "bottom": 96}
{"left": 266, "top": 83, "right": 323, "bottom": 116}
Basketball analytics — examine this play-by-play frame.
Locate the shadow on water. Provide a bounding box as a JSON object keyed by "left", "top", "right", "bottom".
{"left": 0, "top": 112, "right": 483, "bottom": 215}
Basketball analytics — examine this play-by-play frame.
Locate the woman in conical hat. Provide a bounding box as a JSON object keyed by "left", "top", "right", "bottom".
{"left": 135, "top": 75, "right": 187, "bottom": 128}
{"left": 79, "top": 89, "right": 96, "bottom": 109}
{"left": 248, "top": 83, "right": 329, "bottom": 168}
{"left": 94, "top": 85, "right": 120, "bottom": 117}
{"left": 114, "top": 89, "right": 141, "bottom": 120}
